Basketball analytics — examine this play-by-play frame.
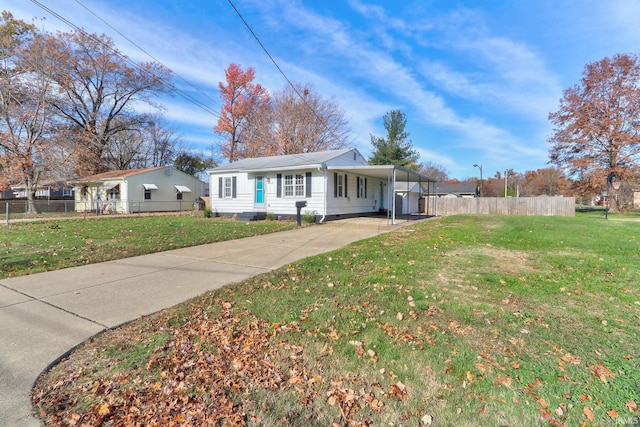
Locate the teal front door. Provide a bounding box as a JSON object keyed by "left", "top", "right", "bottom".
{"left": 255, "top": 176, "right": 264, "bottom": 207}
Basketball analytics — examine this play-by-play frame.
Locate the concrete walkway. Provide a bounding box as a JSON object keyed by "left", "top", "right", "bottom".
{"left": 0, "top": 218, "right": 413, "bottom": 427}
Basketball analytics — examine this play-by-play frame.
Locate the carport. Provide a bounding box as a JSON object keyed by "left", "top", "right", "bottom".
{"left": 326, "top": 165, "right": 437, "bottom": 225}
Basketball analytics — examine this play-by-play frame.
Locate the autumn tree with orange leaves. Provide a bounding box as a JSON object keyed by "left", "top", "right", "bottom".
{"left": 549, "top": 53, "right": 640, "bottom": 210}
{"left": 214, "top": 63, "right": 270, "bottom": 162}
{"left": 215, "top": 64, "right": 351, "bottom": 161}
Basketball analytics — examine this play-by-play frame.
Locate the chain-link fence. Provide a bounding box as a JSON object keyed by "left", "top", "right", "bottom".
{"left": 2, "top": 198, "right": 206, "bottom": 224}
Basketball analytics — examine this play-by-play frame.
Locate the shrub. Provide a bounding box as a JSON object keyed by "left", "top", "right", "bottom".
{"left": 203, "top": 207, "right": 213, "bottom": 218}
{"left": 266, "top": 212, "right": 276, "bottom": 221}
{"left": 302, "top": 211, "right": 316, "bottom": 224}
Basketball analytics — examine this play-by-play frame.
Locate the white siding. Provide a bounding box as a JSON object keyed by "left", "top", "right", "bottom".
{"left": 326, "top": 172, "right": 379, "bottom": 216}
{"left": 210, "top": 170, "right": 324, "bottom": 216}
{"left": 74, "top": 168, "right": 205, "bottom": 213}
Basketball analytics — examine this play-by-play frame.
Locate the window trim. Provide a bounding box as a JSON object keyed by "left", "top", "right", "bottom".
{"left": 223, "top": 177, "right": 232, "bottom": 198}
{"left": 283, "top": 173, "right": 305, "bottom": 197}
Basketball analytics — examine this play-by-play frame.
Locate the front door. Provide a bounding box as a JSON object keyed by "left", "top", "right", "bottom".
{"left": 255, "top": 176, "right": 265, "bottom": 208}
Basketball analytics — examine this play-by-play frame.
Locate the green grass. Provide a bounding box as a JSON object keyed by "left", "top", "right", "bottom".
{"left": 32, "top": 215, "right": 640, "bottom": 426}
{"left": 0, "top": 216, "right": 296, "bottom": 279}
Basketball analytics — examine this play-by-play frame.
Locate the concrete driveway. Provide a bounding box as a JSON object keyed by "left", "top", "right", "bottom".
{"left": 0, "top": 217, "right": 418, "bottom": 427}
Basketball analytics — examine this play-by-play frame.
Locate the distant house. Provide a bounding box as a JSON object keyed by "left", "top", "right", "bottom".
{"left": 207, "top": 148, "right": 436, "bottom": 223}
{"left": 73, "top": 167, "right": 208, "bottom": 214}
{"left": 437, "top": 183, "right": 478, "bottom": 198}
{"left": 10, "top": 182, "right": 75, "bottom": 199}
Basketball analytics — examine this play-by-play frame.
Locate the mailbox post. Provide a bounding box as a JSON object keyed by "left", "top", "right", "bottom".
{"left": 295, "top": 200, "right": 307, "bottom": 226}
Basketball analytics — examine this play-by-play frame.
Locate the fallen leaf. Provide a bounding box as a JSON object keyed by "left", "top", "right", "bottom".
{"left": 583, "top": 406, "right": 594, "bottom": 422}
{"left": 607, "top": 409, "right": 618, "bottom": 418}
{"left": 98, "top": 404, "right": 109, "bottom": 416}
{"left": 421, "top": 414, "right": 433, "bottom": 425}
{"left": 475, "top": 363, "right": 491, "bottom": 373}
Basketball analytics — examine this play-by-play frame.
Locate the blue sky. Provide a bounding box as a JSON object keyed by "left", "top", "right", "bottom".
{"left": 7, "top": 1, "right": 640, "bottom": 179}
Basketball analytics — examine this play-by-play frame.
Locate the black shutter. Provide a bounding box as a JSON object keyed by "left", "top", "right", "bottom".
{"left": 305, "top": 172, "right": 312, "bottom": 197}
{"left": 218, "top": 177, "right": 223, "bottom": 198}
{"left": 356, "top": 177, "right": 360, "bottom": 198}
{"left": 232, "top": 176, "right": 237, "bottom": 198}
{"left": 334, "top": 172, "right": 338, "bottom": 198}
{"left": 365, "top": 178, "right": 368, "bottom": 198}
{"left": 344, "top": 175, "right": 348, "bottom": 198}
{"left": 277, "top": 174, "right": 282, "bottom": 198}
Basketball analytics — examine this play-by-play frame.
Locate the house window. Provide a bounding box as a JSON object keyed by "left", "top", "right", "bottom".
{"left": 81, "top": 186, "right": 88, "bottom": 200}
{"left": 337, "top": 174, "right": 343, "bottom": 197}
{"left": 145, "top": 190, "right": 152, "bottom": 200}
{"left": 284, "top": 174, "right": 305, "bottom": 197}
{"left": 295, "top": 174, "right": 304, "bottom": 196}
{"left": 107, "top": 185, "right": 120, "bottom": 200}
{"left": 218, "top": 176, "right": 236, "bottom": 198}
{"left": 224, "top": 177, "right": 232, "bottom": 198}
{"left": 177, "top": 192, "right": 183, "bottom": 200}
{"left": 357, "top": 177, "right": 368, "bottom": 198}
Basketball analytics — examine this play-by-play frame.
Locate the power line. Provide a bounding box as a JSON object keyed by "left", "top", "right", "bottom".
{"left": 72, "top": 0, "right": 223, "bottom": 112}
{"left": 226, "top": 0, "right": 330, "bottom": 130}
{"left": 29, "top": 0, "right": 221, "bottom": 120}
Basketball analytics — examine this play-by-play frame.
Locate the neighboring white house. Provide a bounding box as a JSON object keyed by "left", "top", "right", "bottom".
{"left": 207, "top": 148, "right": 436, "bottom": 223}
{"left": 10, "top": 182, "right": 74, "bottom": 198}
{"left": 73, "top": 167, "right": 208, "bottom": 214}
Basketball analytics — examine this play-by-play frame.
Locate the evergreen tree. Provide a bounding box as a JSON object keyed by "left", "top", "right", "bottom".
{"left": 369, "top": 110, "right": 419, "bottom": 171}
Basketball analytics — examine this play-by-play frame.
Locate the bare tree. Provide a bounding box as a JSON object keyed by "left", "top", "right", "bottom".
{"left": 41, "top": 29, "right": 173, "bottom": 175}
{"left": 420, "top": 161, "right": 449, "bottom": 182}
{"left": 0, "top": 13, "right": 60, "bottom": 213}
{"left": 269, "top": 83, "right": 351, "bottom": 155}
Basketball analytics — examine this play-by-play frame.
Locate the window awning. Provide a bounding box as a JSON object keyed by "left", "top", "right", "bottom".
{"left": 175, "top": 185, "right": 192, "bottom": 193}
{"left": 102, "top": 182, "right": 119, "bottom": 190}
{"left": 143, "top": 183, "right": 158, "bottom": 190}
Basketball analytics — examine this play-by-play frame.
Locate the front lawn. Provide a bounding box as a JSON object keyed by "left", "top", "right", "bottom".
{"left": 32, "top": 215, "right": 640, "bottom": 426}
{"left": 0, "top": 216, "right": 296, "bottom": 279}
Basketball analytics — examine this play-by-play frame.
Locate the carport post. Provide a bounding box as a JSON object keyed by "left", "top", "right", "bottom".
{"left": 392, "top": 168, "right": 396, "bottom": 225}
{"left": 5, "top": 202, "right": 8, "bottom": 225}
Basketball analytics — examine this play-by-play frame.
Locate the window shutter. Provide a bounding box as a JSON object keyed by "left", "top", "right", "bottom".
{"left": 305, "top": 172, "right": 312, "bottom": 197}
{"left": 277, "top": 174, "right": 282, "bottom": 198}
{"left": 344, "top": 175, "right": 348, "bottom": 198}
{"left": 356, "top": 177, "right": 360, "bottom": 198}
{"left": 218, "top": 177, "right": 223, "bottom": 198}
{"left": 365, "top": 178, "right": 368, "bottom": 198}
{"left": 232, "top": 176, "right": 237, "bottom": 198}
{"left": 334, "top": 172, "right": 338, "bottom": 198}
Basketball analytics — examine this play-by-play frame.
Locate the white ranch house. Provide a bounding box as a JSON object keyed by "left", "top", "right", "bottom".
{"left": 73, "top": 167, "right": 208, "bottom": 214}
{"left": 207, "top": 148, "right": 436, "bottom": 223}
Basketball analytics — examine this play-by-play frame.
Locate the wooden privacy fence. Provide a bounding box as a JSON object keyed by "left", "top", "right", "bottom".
{"left": 423, "top": 197, "right": 575, "bottom": 217}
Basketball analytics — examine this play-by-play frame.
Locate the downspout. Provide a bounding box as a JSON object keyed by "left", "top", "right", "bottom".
{"left": 319, "top": 164, "right": 327, "bottom": 223}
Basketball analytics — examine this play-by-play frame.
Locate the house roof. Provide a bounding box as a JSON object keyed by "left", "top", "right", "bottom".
{"left": 72, "top": 167, "right": 165, "bottom": 183}
{"left": 208, "top": 149, "right": 356, "bottom": 172}
{"left": 437, "top": 183, "right": 477, "bottom": 195}
{"left": 209, "top": 149, "right": 437, "bottom": 184}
